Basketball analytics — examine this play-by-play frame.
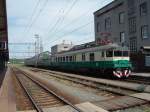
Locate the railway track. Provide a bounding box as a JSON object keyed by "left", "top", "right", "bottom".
{"left": 124, "top": 76, "right": 150, "bottom": 85}
{"left": 12, "top": 68, "right": 84, "bottom": 112}
{"left": 26, "top": 67, "right": 150, "bottom": 111}
{"left": 28, "top": 68, "right": 141, "bottom": 96}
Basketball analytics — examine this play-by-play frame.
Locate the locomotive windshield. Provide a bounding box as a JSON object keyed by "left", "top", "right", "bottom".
{"left": 106, "top": 51, "right": 113, "bottom": 57}
{"left": 114, "top": 51, "right": 129, "bottom": 57}
{"left": 114, "top": 51, "right": 122, "bottom": 57}
{"left": 106, "top": 50, "right": 129, "bottom": 57}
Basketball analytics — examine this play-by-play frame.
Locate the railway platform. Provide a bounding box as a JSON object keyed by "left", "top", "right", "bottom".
{"left": 0, "top": 68, "right": 16, "bottom": 112}
{"left": 132, "top": 72, "right": 150, "bottom": 78}
{"left": 0, "top": 69, "right": 7, "bottom": 88}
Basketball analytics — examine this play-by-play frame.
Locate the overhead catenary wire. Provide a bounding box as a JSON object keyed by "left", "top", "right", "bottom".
{"left": 46, "top": 0, "right": 79, "bottom": 39}
{"left": 42, "top": 0, "right": 72, "bottom": 38}
{"left": 22, "top": 0, "right": 41, "bottom": 37}
{"left": 49, "top": 20, "right": 93, "bottom": 44}
{"left": 43, "top": 7, "right": 66, "bottom": 38}
{"left": 24, "top": 0, "right": 49, "bottom": 37}
{"left": 44, "top": 0, "right": 111, "bottom": 41}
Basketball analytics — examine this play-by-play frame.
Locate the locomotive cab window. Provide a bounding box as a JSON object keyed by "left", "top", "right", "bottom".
{"left": 89, "top": 53, "right": 95, "bottom": 61}
{"left": 114, "top": 51, "right": 129, "bottom": 57}
{"left": 106, "top": 51, "right": 113, "bottom": 57}
{"left": 114, "top": 51, "right": 122, "bottom": 57}
{"left": 123, "top": 51, "right": 129, "bottom": 56}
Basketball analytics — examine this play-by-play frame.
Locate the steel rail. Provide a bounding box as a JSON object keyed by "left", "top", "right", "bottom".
{"left": 125, "top": 77, "right": 150, "bottom": 85}
{"left": 29, "top": 68, "right": 150, "bottom": 110}
{"left": 30, "top": 68, "right": 138, "bottom": 96}
{"left": 14, "top": 68, "right": 84, "bottom": 112}
{"left": 14, "top": 72, "right": 43, "bottom": 112}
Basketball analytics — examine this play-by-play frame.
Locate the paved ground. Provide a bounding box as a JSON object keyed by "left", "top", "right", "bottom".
{"left": 22, "top": 68, "right": 111, "bottom": 103}
{"left": 0, "top": 68, "right": 7, "bottom": 88}
{"left": 0, "top": 68, "right": 16, "bottom": 112}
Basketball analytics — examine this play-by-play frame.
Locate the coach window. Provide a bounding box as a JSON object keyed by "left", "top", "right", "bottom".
{"left": 58, "top": 57, "right": 60, "bottom": 62}
{"left": 69, "top": 56, "right": 73, "bottom": 62}
{"left": 73, "top": 55, "right": 76, "bottom": 62}
{"left": 61, "top": 57, "right": 62, "bottom": 62}
{"left": 66, "top": 56, "right": 69, "bottom": 62}
{"left": 89, "top": 53, "right": 95, "bottom": 61}
{"left": 63, "top": 57, "right": 65, "bottom": 62}
{"left": 82, "top": 53, "right": 86, "bottom": 61}
{"left": 72, "top": 56, "right": 74, "bottom": 61}
{"left": 102, "top": 51, "right": 105, "bottom": 58}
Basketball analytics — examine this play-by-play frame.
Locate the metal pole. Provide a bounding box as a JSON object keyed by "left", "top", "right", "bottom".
{"left": 34, "top": 34, "right": 40, "bottom": 67}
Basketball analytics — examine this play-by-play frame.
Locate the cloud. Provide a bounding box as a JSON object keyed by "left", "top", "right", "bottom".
{"left": 7, "top": 0, "right": 113, "bottom": 58}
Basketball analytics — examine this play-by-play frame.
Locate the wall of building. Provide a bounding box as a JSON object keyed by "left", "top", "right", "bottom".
{"left": 94, "top": 0, "right": 150, "bottom": 53}
{"left": 94, "top": 0, "right": 150, "bottom": 71}
{"left": 0, "top": 0, "right": 9, "bottom": 69}
{"left": 51, "top": 43, "right": 74, "bottom": 55}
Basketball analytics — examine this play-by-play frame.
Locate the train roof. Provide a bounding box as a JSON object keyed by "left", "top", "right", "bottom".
{"left": 55, "top": 44, "right": 129, "bottom": 56}
{"left": 25, "top": 51, "right": 50, "bottom": 60}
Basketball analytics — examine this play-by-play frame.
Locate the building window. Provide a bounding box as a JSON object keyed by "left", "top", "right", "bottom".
{"left": 105, "top": 17, "right": 111, "bottom": 29}
{"left": 130, "top": 37, "right": 137, "bottom": 53}
{"left": 129, "top": 17, "right": 136, "bottom": 33}
{"left": 89, "top": 53, "right": 95, "bottom": 61}
{"left": 120, "top": 32, "right": 125, "bottom": 43}
{"left": 141, "top": 25, "right": 149, "bottom": 39}
{"left": 140, "top": 2, "right": 147, "bottom": 16}
{"left": 0, "top": 42, "right": 6, "bottom": 50}
{"left": 82, "top": 53, "right": 86, "bottom": 61}
{"left": 96, "top": 22, "right": 100, "bottom": 32}
{"left": 119, "top": 12, "right": 125, "bottom": 24}
{"left": 127, "top": 0, "right": 135, "bottom": 15}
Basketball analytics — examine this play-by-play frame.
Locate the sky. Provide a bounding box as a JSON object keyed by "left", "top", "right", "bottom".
{"left": 7, "top": 0, "right": 113, "bottom": 58}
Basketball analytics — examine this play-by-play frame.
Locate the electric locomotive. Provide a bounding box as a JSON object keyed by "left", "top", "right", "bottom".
{"left": 25, "top": 43, "right": 132, "bottom": 78}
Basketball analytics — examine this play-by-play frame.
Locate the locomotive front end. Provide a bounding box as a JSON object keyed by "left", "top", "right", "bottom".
{"left": 112, "top": 50, "right": 132, "bottom": 78}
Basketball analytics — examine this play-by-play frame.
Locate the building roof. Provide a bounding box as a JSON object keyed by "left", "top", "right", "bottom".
{"left": 94, "top": 0, "right": 124, "bottom": 17}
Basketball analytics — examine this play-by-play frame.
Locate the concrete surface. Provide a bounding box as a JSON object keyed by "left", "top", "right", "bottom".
{"left": 0, "top": 68, "right": 16, "bottom": 112}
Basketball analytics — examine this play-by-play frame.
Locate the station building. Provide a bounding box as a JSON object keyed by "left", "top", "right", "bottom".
{"left": 94, "top": 0, "right": 150, "bottom": 71}
{"left": 51, "top": 43, "right": 74, "bottom": 55}
{"left": 0, "top": 0, "right": 9, "bottom": 69}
